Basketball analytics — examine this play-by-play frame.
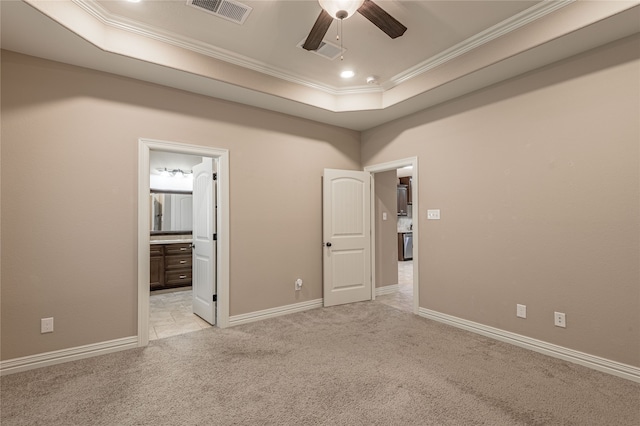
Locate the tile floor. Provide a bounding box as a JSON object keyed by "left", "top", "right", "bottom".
{"left": 149, "top": 261, "right": 414, "bottom": 340}
{"left": 375, "top": 261, "right": 414, "bottom": 313}
{"left": 149, "top": 288, "right": 212, "bottom": 340}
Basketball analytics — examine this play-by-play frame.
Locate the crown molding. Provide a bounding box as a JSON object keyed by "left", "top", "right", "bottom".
{"left": 71, "top": 0, "right": 573, "bottom": 97}
{"left": 72, "top": 0, "right": 357, "bottom": 95}
{"left": 384, "top": 0, "right": 575, "bottom": 89}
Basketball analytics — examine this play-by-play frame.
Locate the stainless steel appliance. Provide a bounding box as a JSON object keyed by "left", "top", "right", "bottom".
{"left": 398, "top": 232, "right": 413, "bottom": 261}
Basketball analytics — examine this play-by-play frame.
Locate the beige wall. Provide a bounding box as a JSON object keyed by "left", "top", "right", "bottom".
{"left": 362, "top": 35, "right": 640, "bottom": 367}
{"left": 2, "top": 34, "right": 639, "bottom": 369}
{"left": 374, "top": 171, "right": 399, "bottom": 288}
{"left": 0, "top": 51, "right": 360, "bottom": 360}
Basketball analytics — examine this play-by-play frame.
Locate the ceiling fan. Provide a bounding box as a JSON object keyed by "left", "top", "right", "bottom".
{"left": 302, "top": 0, "right": 407, "bottom": 51}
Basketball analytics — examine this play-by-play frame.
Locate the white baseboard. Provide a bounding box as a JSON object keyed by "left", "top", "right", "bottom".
{"left": 419, "top": 308, "right": 640, "bottom": 383}
{"left": 375, "top": 284, "right": 399, "bottom": 296}
{"left": 8, "top": 305, "right": 635, "bottom": 383}
{"left": 0, "top": 299, "right": 321, "bottom": 375}
{"left": 229, "top": 298, "right": 323, "bottom": 327}
{"left": 0, "top": 336, "right": 138, "bottom": 376}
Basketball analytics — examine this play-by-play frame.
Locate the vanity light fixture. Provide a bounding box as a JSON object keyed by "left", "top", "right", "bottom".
{"left": 156, "top": 168, "right": 193, "bottom": 178}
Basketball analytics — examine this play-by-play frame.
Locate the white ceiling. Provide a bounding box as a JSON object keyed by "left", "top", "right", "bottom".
{"left": 94, "top": 0, "right": 537, "bottom": 89}
{"left": 1, "top": 0, "right": 639, "bottom": 130}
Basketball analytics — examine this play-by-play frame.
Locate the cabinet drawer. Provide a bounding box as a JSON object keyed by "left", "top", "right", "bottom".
{"left": 165, "top": 255, "right": 192, "bottom": 270}
{"left": 165, "top": 244, "right": 192, "bottom": 255}
{"left": 165, "top": 270, "right": 192, "bottom": 286}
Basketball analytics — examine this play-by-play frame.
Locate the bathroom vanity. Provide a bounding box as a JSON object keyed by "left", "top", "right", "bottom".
{"left": 150, "top": 241, "right": 193, "bottom": 290}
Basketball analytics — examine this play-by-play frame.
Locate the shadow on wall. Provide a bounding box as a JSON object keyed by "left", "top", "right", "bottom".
{"left": 1, "top": 51, "right": 360, "bottom": 159}
{"left": 361, "top": 34, "right": 640, "bottom": 162}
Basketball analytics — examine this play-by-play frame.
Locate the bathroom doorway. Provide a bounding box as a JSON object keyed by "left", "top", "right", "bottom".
{"left": 137, "top": 138, "right": 230, "bottom": 348}
{"left": 148, "top": 151, "right": 213, "bottom": 340}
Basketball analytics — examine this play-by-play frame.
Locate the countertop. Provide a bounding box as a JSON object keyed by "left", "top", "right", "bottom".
{"left": 150, "top": 239, "right": 193, "bottom": 245}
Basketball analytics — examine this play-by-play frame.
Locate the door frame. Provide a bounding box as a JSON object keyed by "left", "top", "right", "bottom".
{"left": 137, "top": 138, "right": 230, "bottom": 347}
{"left": 365, "top": 157, "right": 419, "bottom": 315}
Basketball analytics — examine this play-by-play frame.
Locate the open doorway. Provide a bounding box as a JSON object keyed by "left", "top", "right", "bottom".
{"left": 395, "top": 165, "right": 414, "bottom": 312}
{"left": 148, "top": 151, "right": 212, "bottom": 340}
{"left": 365, "top": 158, "right": 419, "bottom": 315}
{"left": 138, "top": 139, "right": 230, "bottom": 348}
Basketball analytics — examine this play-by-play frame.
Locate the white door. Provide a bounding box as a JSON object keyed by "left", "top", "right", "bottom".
{"left": 323, "top": 169, "right": 372, "bottom": 307}
{"left": 192, "top": 158, "right": 216, "bottom": 324}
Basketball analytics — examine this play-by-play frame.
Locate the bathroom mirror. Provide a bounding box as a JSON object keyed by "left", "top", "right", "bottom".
{"left": 150, "top": 191, "right": 193, "bottom": 234}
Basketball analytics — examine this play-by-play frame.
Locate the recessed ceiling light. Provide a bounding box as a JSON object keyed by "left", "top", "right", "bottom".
{"left": 127, "top": 0, "right": 141, "bottom": 3}
{"left": 340, "top": 70, "right": 355, "bottom": 79}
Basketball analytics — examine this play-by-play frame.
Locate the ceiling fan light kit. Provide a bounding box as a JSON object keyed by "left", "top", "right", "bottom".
{"left": 303, "top": 0, "right": 407, "bottom": 52}
{"left": 319, "top": 0, "right": 364, "bottom": 20}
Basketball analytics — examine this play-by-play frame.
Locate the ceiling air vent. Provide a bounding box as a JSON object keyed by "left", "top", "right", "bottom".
{"left": 297, "top": 38, "right": 345, "bottom": 61}
{"left": 187, "top": 0, "right": 252, "bottom": 25}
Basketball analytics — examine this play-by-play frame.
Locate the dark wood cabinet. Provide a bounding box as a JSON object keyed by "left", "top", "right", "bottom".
{"left": 397, "top": 184, "right": 408, "bottom": 216}
{"left": 399, "top": 177, "right": 412, "bottom": 205}
{"left": 150, "top": 243, "right": 192, "bottom": 290}
{"left": 150, "top": 244, "right": 164, "bottom": 289}
{"left": 150, "top": 255, "right": 164, "bottom": 289}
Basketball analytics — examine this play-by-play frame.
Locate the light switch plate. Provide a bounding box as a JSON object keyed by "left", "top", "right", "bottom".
{"left": 427, "top": 209, "right": 440, "bottom": 220}
{"left": 382, "top": 212, "right": 387, "bottom": 221}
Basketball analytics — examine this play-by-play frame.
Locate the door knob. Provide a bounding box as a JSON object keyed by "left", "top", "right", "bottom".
{"left": 326, "top": 242, "right": 332, "bottom": 247}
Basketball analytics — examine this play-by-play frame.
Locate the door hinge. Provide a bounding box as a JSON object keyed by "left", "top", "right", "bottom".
{"left": 212, "top": 173, "right": 217, "bottom": 181}
{"left": 212, "top": 294, "right": 217, "bottom": 302}
{"left": 213, "top": 233, "right": 217, "bottom": 241}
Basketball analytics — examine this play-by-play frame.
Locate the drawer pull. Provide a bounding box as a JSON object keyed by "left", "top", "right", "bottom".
{"left": 179, "top": 275, "right": 187, "bottom": 279}
{"left": 179, "top": 260, "right": 187, "bottom": 264}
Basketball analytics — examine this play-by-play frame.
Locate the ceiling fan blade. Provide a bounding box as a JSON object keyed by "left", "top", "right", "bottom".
{"left": 302, "top": 10, "right": 334, "bottom": 51}
{"left": 358, "top": 0, "right": 407, "bottom": 39}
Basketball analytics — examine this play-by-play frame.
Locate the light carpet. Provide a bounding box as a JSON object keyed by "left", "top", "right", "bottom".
{"left": 1, "top": 301, "right": 639, "bottom": 425}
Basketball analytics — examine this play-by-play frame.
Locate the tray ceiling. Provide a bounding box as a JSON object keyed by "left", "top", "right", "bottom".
{"left": 2, "top": 0, "right": 638, "bottom": 130}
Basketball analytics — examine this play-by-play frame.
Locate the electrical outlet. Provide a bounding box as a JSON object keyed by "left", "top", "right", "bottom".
{"left": 554, "top": 312, "right": 566, "bottom": 328}
{"left": 41, "top": 317, "right": 54, "bottom": 334}
{"left": 295, "top": 278, "right": 303, "bottom": 291}
{"left": 516, "top": 304, "right": 526, "bottom": 319}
